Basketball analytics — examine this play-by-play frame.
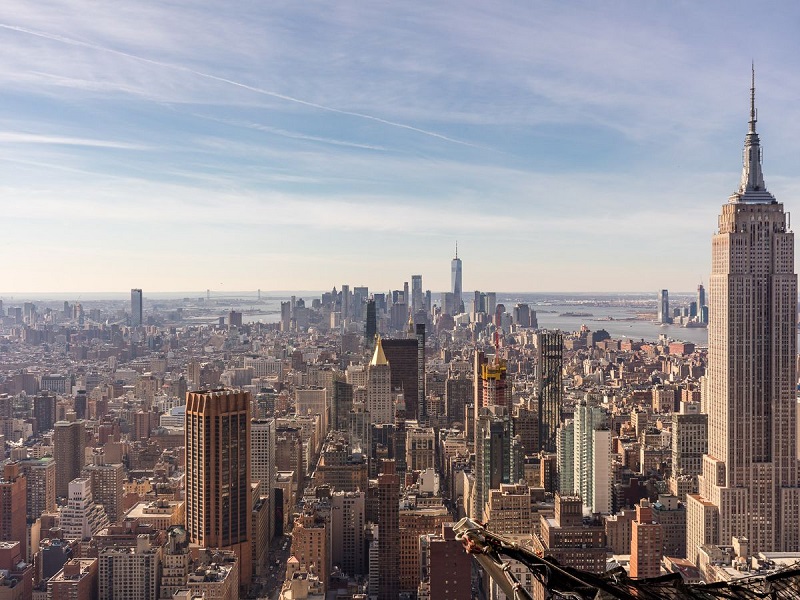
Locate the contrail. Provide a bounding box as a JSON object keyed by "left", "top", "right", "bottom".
{"left": 0, "top": 23, "right": 483, "bottom": 149}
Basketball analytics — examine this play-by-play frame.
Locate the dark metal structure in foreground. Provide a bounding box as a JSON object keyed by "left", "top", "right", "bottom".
{"left": 453, "top": 518, "right": 800, "bottom": 600}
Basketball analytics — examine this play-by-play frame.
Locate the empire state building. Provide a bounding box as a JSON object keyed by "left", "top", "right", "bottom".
{"left": 687, "top": 72, "right": 800, "bottom": 562}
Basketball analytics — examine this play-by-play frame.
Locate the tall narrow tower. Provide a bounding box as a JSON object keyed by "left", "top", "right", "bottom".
{"left": 131, "top": 288, "right": 143, "bottom": 327}
{"left": 185, "top": 389, "right": 253, "bottom": 584}
{"left": 451, "top": 244, "right": 463, "bottom": 314}
{"left": 687, "top": 70, "right": 800, "bottom": 561}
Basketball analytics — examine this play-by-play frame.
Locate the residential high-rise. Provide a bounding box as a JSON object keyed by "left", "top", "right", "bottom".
{"left": 251, "top": 419, "right": 276, "bottom": 545}
{"left": 131, "top": 288, "right": 143, "bottom": 327}
{"left": 18, "top": 456, "right": 56, "bottom": 520}
{"left": 185, "top": 389, "right": 252, "bottom": 584}
{"left": 687, "top": 72, "right": 800, "bottom": 560}
{"left": 451, "top": 244, "right": 462, "bottom": 314}
{"left": 60, "top": 477, "right": 110, "bottom": 540}
{"left": 0, "top": 464, "right": 26, "bottom": 557}
{"left": 536, "top": 331, "right": 563, "bottom": 453}
{"left": 83, "top": 454, "right": 125, "bottom": 524}
{"left": 657, "top": 289, "right": 670, "bottom": 324}
{"left": 630, "top": 499, "right": 663, "bottom": 579}
{"left": 98, "top": 536, "right": 161, "bottom": 600}
{"left": 54, "top": 420, "right": 85, "bottom": 498}
{"left": 473, "top": 405, "right": 521, "bottom": 523}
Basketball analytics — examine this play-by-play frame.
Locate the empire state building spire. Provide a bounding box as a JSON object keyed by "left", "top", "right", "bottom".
{"left": 733, "top": 65, "right": 773, "bottom": 202}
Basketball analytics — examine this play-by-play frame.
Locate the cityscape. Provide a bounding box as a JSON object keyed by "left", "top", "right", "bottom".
{"left": 4, "top": 4, "right": 800, "bottom": 600}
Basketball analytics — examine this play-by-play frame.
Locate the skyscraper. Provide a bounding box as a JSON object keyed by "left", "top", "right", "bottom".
{"left": 687, "top": 72, "right": 800, "bottom": 560}
{"left": 411, "top": 275, "right": 423, "bottom": 316}
{"left": 54, "top": 420, "right": 86, "bottom": 498}
{"left": 377, "top": 460, "right": 399, "bottom": 600}
{"left": 185, "top": 389, "right": 252, "bottom": 584}
{"left": 131, "top": 288, "right": 143, "bottom": 327}
{"left": 451, "top": 244, "right": 462, "bottom": 314}
{"left": 415, "top": 323, "right": 426, "bottom": 425}
{"left": 537, "top": 331, "right": 563, "bottom": 453}
{"left": 367, "top": 337, "right": 394, "bottom": 424}
{"left": 657, "top": 289, "right": 670, "bottom": 324}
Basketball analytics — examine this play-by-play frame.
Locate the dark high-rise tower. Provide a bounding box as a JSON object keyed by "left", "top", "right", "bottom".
{"left": 185, "top": 389, "right": 252, "bottom": 583}
{"left": 415, "top": 324, "right": 426, "bottom": 425}
{"left": 536, "top": 331, "right": 563, "bottom": 453}
{"left": 377, "top": 460, "right": 399, "bottom": 600}
{"left": 131, "top": 288, "right": 143, "bottom": 327}
{"left": 687, "top": 70, "right": 800, "bottom": 559}
{"left": 451, "top": 243, "right": 463, "bottom": 314}
{"left": 365, "top": 299, "right": 377, "bottom": 348}
{"left": 54, "top": 420, "right": 85, "bottom": 498}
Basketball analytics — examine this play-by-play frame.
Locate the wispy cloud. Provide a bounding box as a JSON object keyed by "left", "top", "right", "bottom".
{"left": 0, "top": 132, "right": 146, "bottom": 149}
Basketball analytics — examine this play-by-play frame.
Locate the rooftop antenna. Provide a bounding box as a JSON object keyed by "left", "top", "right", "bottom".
{"left": 455, "top": 241, "right": 458, "bottom": 260}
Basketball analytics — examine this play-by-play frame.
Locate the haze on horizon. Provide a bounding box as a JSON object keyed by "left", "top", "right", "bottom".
{"left": 2, "top": 1, "right": 800, "bottom": 294}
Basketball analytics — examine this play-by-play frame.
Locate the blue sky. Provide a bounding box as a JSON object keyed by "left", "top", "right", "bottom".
{"left": 2, "top": 1, "right": 800, "bottom": 293}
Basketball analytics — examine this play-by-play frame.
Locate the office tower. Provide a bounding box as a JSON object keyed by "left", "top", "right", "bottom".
{"left": 18, "top": 456, "right": 56, "bottom": 520}
{"left": 185, "top": 389, "right": 252, "bottom": 584}
{"left": 377, "top": 460, "right": 399, "bottom": 600}
{"left": 451, "top": 244, "right": 463, "bottom": 314}
{"left": 353, "top": 285, "right": 369, "bottom": 320}
{"left": 485, "top": 483, "right": 533, "bottom": 535}
{"left": 513, "top": 303, "right": 532, "bottom": 327}
{"left": 406, "top": 426, "right": 435, "bottom": 471}
{"left": 340, "top": 284, "right": 350, "bottom": 320}
{"left": 0, "top": 464, "right": 26, "bottom": 557}
{"left": 131, "top": 288, "right": 143, "bottom": 327}
{"left": 367, "top": 338, "right": 394, "bottom": 424}
{"left": 671, "top": 404, "right": 707, "bottom": 478}
{"left": 473, "top": 405, "right": 521, "bottom": 523}
{"left": 697, "top": 283, "right": 708, "bottom": 323}
{"left": 486, "top": 291, "right": 497, "bottom": 316}
{"left": 657, "top": 289, "right": 670, "bottom": 324}
{"left": 54, "top": 420, "right": 85, "bottom": 498}
{"left": 411, "top": 275, "right": 423, "bottom": 316}
{"left": 365, "top": 298, "right": 376, "bottom": 347}
{"left": 398, "top": 499, "right": 450, "bottom": 593}
{"left": 687, "top": 74, "right": 800, "bottom": 559}
{"left": 33, "top": 392, "right": 56, "bottom": 432}
{"left": 61, "top": 477, "right": 110, "bottom": 540}
{"left": 536, "top": 331, "right": 563, "bottom": 453}
{"left": 228, "top": 310, "right": 242, "bottom": 328}
{"left": 98, "top": 536, "right": 161, "bottom": 600}
{"left": 630, "top": 499, "right": 663, "bottom": 579}
{"left": 251, "top": 418, "right": 276, "bottom": 545}
{"left": 403, "top": 281, "right": 409, "bottom": 317}
{"left": 83, "top": 454, "right": 125, "bottom": 524}
{"left": 331, "top": 379, "right": 353, "bottom": 432}
{"left": 415, "top": 324, "right": 426, "bottom": 424}
{"left": 280, "top": 301, "right": 291, "bottom": 331}
{"left": 330, "top": 491, "right": 366, "bottom": 576}
{"left": 381, "top": 338, "right": 418, "bottom": 420}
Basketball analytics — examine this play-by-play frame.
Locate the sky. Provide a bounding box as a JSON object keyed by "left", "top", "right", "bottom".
{"left": 2, "top": 1, "right": 800, "bottom": 294}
